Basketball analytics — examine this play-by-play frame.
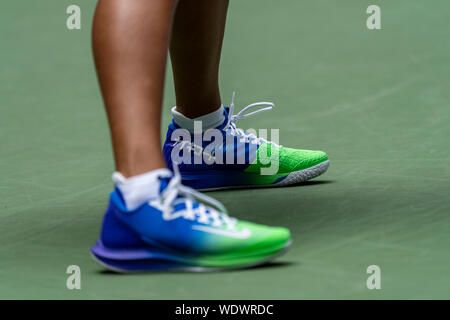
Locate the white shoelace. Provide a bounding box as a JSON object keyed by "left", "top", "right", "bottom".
{"left": 157, "top": 164, "right": 237, "bottom": 230}
{"left": 223, "top": 92, "right": 281, "bottom": 146}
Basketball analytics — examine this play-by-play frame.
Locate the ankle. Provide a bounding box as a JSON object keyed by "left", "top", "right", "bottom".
{"left": 174, "top": 90, "right": 222, "bottom": 119}
{"left": 115, "top": 146, "right": 167, "bottom": 178}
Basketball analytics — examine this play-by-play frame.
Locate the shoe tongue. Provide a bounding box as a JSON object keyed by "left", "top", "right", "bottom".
{"left": 158, "top": 176, "right": 202, "bottom": 210}
{"left": 215, "top": 107, "right": 229, "bottom": 130}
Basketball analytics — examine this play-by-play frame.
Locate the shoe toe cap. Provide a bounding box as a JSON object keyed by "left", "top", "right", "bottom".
{"left": 280, "top": 148, "right": 329, "bottom": 172}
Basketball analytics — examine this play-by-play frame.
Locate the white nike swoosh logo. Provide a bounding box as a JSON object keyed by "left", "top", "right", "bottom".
{"left": 192, "top": 225, "right": 252, "bottom": 239}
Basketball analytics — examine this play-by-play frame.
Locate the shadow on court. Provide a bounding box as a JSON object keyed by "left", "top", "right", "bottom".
{"left": 96, "top": 261, "right": 296, "bottom": 275}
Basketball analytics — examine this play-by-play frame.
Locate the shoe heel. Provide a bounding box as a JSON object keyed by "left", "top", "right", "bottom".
{"left": 98, "top": 201, "right": 146, "bottom": 249}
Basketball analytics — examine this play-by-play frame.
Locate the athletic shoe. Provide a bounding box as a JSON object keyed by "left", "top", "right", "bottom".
{"left": 91, "top": 166, "right": 291, "bottom": 272}
{"left": 163, "top": 92, "right": 329, "bottom": 191}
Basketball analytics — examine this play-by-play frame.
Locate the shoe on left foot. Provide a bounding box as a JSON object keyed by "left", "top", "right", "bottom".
{"left": 91, "top": 167, "right": 291, "bottom": 272}
{"left": 163, "top": 93, "right": 329, "bottom": 191}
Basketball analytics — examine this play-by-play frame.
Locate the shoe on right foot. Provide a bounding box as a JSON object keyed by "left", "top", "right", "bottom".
{"left": 163, "top": 92, "right": 329, "bottom": 191}
{"left": 91, "top": 167, "right": 291, "bottom": 272}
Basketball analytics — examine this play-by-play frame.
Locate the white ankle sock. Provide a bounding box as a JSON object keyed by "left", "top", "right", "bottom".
{"left": 112, "top": 168, "right": 172, "bottom": 211}
{"left": 171, "top": 106, "right": 225, "bottom": 133}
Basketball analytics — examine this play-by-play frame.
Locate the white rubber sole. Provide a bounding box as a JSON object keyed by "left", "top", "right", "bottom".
{"left": 91, "top": 240, "right": 292, "bottom": 274}
{"left": 272, "top": 159, "right": 330, "bottom": 187}
{"left": 198, "top": 160, "right": 330, "bottom": 192}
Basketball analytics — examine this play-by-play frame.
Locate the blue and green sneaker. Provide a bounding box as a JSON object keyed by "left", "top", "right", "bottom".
{"left": 163, "top": 93, "right": 329, "bottom": 191}
{"left": 91, "top": 167, "right": 291, "bottom": 272}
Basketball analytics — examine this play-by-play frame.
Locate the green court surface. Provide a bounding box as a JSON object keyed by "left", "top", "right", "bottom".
{"left": 1, "top": 0, "right": 450, "bottom": 299}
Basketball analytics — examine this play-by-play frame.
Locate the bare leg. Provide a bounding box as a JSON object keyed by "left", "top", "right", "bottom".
{"left": 92, "top": 0, "right": 176, "bottom": 177}
{"left": 170, "top": 0, "right": 229, "bottom": 118}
